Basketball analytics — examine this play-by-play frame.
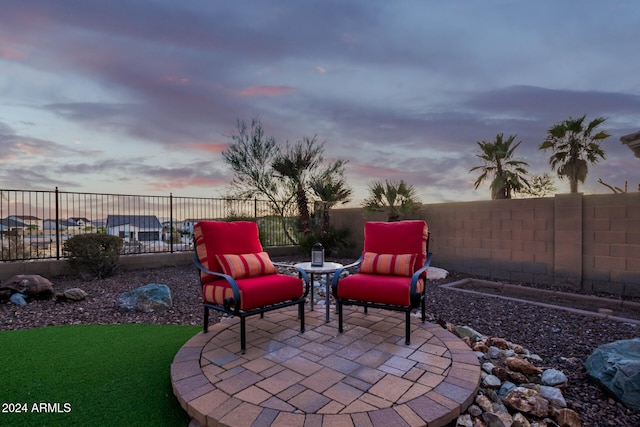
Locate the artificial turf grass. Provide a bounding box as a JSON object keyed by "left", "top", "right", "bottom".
{"left": 0, "top": 324, "right": 200, "bottom": 427}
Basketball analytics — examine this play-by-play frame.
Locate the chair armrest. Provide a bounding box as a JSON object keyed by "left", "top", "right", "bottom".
{"left": 273, "top": 262, "right": 311, "bottom": 296}
{"left": 410, "top": 252, "right": 433, "bottom": 293}
{"left": 272, "top": 262, "right": 311, "bottom": 283}
{"left": 331, "top": 256, "right": 363, "bottom": 288}
{"left": 192, "top": 257, "right": 241, "bottom": 310}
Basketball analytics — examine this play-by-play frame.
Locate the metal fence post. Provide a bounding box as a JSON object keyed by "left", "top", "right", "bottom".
{"left": 169, "top": 192, "right": 174, "bottom": 253}
{"left": 55, "top": 187, "right": 60, "bottom": 259}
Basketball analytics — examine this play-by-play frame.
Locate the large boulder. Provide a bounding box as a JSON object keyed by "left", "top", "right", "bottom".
{"left": 584, "top": 338, "right": 640, "bottom": 410}
{"left": 117, "top": 284, "right": 172, "bottom": 313}
{"left": 0, "top": 275, "right": 54, "bottom": 300}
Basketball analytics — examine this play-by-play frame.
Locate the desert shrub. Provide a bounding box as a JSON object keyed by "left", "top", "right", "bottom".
{"left": 165, "top": 230, "right": 182, "bottom": 244}
{"left": 64, "top": 234, "right": 123, "bottom": 279}
{"left": 298, "top": 226, "right": 352, "bottom": 258}
{"left": 1, "top": 235, "right": 33, "bottom": 260}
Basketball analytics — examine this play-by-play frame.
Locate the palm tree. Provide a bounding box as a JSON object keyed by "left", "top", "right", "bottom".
{"left": 272, "top": 136, "right": 323, "bottom": 237}
{"left": 539, "top": 115, "right": 609, "bottom": 193}
{"left": 311, "top": 174, "right": 352, "bottom": 237}
{"left": 470, "top": 133, "right": 530, "bottom": 199}
{"left": 272, "top": 136, "right": 347, "bottom": 238}
{"left": 362, "top": 180, "right": 421, "bottom": 221}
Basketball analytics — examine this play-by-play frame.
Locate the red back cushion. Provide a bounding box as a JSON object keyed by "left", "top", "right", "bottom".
{"left": 216, "top": 252, "right": 277, "bottom": 279}
{"left": 194, "top": 221, "right": 263, "bottom": 283}
{"left": 360, "top": 252, "right": 416, "bottom": 276}
{"left": 363, "top": 220, "right": 428, "bottom": 272}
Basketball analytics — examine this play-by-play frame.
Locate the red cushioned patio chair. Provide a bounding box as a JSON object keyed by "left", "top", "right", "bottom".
{"left": 331, "top": 220, "right": 432, "bottom": 345}
{"left": 193, "top": 221, "right": 310, "bottom": 353}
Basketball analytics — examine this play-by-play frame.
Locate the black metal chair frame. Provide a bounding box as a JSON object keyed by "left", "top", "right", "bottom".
{"left": 332, "top": 251, "right": 432, "bottom": 346}
{"left": 193, "top": 256, "right": 310, "bottom": 353}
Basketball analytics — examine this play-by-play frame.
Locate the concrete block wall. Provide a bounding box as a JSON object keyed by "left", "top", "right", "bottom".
{"left": 0, "top": 252, "right": 194, "bottom": 281}
{"left": 583, "top": 193, "right": 640, "bottom": 297}
{"left": 0, "top": 246, "right": 298, "bottom": 281}
{"left": 553, "top": 194, "right": 582, "bottom": 288}
{"left": 420, "top": 198, "right": 555, "bottom": 285}
{"left": 331, "top": 193, "right": 640, "bottom": 297}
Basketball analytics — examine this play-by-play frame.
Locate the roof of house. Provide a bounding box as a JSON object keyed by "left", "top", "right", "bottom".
{"left": 106, "top": 215, "right": 162, "bottom": 229}
{"left": 44, "top": 219, "right": 77, "bottom": 226}
{"left": 68, "top": 217, "right": 92, "bottom": 224}
{"left": 1, "top": 217, "right": 27, "bottom": 227}
{"left": 8, "top": 215, "right": 41, "bottom": 221}
{"left": 621, "top": 130, "right": 640, "bottom": 159}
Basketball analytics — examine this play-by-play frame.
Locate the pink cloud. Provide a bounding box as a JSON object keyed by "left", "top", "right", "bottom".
{"left": 186, "top": 142, "right": 228, "bottom": 153}
{"left": 149, "top": 176, "right": 227, "bottom": 191}
{"left": 351, "top": 163, "right": 403, "bottom": 178}
{"left": 0, "top": 45, "right": 25, "bottom": 61}
{"left": 158, "top": 75, "right": 190, "bottom": 85}
{"left": 236, "top": 85, "right": 295, "bottom": 97}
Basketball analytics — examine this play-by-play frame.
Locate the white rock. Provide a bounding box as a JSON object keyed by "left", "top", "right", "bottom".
{"left": 456, "top": 414, "right": 473, "bottom": 427}
{"left": 426, "top": 266, "right": 449, "bottom": 279}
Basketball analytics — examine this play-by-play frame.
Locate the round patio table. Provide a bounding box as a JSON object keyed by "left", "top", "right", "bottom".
{"left": 294, "top": 262, "right": 343, "bottom": 323}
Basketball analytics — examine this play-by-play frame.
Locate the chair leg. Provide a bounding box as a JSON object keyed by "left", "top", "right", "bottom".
{"left": 405, "top": 311, "right": 411, "bottom": 345}
{"left": 421, "top": 296, "right": 426, "bottom": 322}
{"left": 203, "top": 306, "right": 209, "bottom": 333}
{"left": 299, "top": 301, "right": 305, "bottom": 333}
{"left": 240, "top": 316, "right": 247, "bottom": 354}
{"left": 338, "top": 301, "right": 344, "bottom": 333}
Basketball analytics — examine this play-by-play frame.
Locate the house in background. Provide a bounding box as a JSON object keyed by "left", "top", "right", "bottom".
{"left": 43, "top": 218, "right": 78, "bottom": 231}
{"left": 106, "top": 215, "right": 163, "bottom": 242}
{"left": 162, "top": 220, "right": 182, "bottom": 232}
{"left": 621, "top": 130, "right": 640, "bottom": 158}
{"left": 0, "top": 217, "right": 27, "bottom": 233}
{"left": 7, "top": 215, "right": 41, "bottom": 230}
{"left": 68, "top": 217, "right": 94, "bottom": 228}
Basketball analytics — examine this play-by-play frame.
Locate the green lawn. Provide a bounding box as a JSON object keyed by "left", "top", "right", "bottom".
{"left": 0, "top": 324, "right": 199, "bottom": 427}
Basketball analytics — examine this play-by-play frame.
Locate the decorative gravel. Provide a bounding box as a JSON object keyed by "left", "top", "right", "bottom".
{"left": 1, "top": 261, "right": 639, "bottom": 426}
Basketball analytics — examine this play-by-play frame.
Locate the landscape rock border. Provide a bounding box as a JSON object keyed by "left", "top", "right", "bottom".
{"left": 441, "top": 278, "right": 640, "bottom": 325}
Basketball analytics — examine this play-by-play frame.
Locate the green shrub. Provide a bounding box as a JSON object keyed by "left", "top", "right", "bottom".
{"left": 64, "top": 234, "right": 123, "bottom": 279}
{"left": 298, "top": 226, "right": 352, "bottom": 258}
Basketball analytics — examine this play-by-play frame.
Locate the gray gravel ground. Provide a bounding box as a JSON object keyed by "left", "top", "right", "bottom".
{"left": 1, "top": 260, "right": 639, "bottom": 426}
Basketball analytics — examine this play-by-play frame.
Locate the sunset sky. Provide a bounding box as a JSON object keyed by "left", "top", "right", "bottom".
{"left": 1, "top": 0, "right": 639, "bottom": 206}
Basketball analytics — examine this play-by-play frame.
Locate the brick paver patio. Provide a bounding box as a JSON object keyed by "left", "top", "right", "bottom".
{"left": 171, "top": 306, "right": 480, "bottom": 427}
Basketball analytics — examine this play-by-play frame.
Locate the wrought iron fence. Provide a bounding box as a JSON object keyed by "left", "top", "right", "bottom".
{"left": 0, "top": 188, "right": 293, "bottom": 261}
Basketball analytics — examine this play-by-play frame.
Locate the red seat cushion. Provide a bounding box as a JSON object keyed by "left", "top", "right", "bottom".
{"left": 203, "top": 274, "right": 304, "bottom": 311}
{"left": 194, "top": 221, "right": 264, "bottom": 284}
{"left": 336, "top": 274, "right": 424, "bottom": 307}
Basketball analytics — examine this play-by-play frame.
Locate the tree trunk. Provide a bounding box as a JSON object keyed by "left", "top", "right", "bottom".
{"left": 296, "top": 184, "right": 311, "bottom": 236}
{"left": 321, "top": 203, "right": 331, "bottom": 237}
{"left": 570, "top": 179, "right": 578, "bottom": 193}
